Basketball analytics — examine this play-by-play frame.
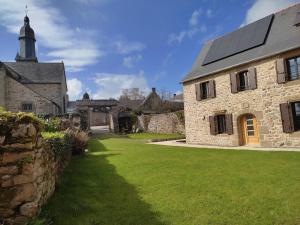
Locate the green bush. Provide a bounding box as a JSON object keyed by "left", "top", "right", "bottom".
{"left": 43, "top": 117, "right": 61, "bottom": 132}
{"left": 42, "top": 131, "right": 65, "bottom": 140}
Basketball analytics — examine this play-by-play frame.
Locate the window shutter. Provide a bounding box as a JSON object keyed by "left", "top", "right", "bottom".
{"left": 294, "top": 12, "right": 300, "bottom": 26}
{"left": 230, "top": 73, "right": 238, "bottom": 93}
{"left": 248, "top": 67, "right": 257, "bottom": 90}
{"left": 225, "top": 114, "right": 233, "bottom": 135}
{"left": 195, "top": 83, "right": 201, "bottom": 101}
{"left": 209, "top": 116, "right": 217, "bottom": 135}
{"left": 280, "top": 103, "right": 295, "bottom": 133}
{"left": 276, "top": 59, "right": 287, "bottom": 84}
{"left": 208, "top": 80, "right": 216, "bottom": 98}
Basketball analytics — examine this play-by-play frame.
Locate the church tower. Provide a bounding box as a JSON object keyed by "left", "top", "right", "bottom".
{"left": 15, "top": 15, "right": 38, "bottom": 62}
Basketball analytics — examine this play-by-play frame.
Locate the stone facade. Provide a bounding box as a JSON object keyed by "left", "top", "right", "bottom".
{"left": 90, "top": 111, "right": 108, "bottom": 126}
{"left": 138, "top": 112, "right": 185, "bottom": 134}
{"left": 183, "top": 49, "right": 300, "bottom": 148}
{"left": 4, "top": 76, "right": 57, "bottom": 115}
{"left": 0, "top": 118, "right": 70, "bottom": 224}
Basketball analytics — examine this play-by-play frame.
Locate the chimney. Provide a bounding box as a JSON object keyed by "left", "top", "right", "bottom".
{"left": 152, "top": 88, "right": 156, "bottom": 93}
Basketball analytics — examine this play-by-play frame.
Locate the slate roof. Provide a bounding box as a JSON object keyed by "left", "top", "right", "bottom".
{"left": 118, "top": 99, "right": 144, "bottom": 110}
{"left": 76, "top": 99, "right": 119, "bottom": 107}
{"left": 3, "top": 62, "right": 65, "bottom": 84}
{"left": 182, "top": 4, "right": 300, "bottom": 83}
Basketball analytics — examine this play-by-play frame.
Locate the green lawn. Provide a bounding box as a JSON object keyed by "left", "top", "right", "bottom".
{"left": 37, "top": 134, "right": 300, "bottom": 225}
{"left": 127, "top": 133, "right": 185, "bottom": 140}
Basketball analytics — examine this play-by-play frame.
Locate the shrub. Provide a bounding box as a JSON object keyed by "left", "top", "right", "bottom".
{"left": 42, "top": 131, "right": 65, "bottom": 139}
{"left": 43, "top": 117, "right": 61, "bottom": 132}
{"left": 65, "top": 129, "right": 89, "bottom": 155}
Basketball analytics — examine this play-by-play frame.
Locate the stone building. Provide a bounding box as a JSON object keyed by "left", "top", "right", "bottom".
{"left": 109, "top": 88, "right": 184, "bottom": 133}
{"left": 182, "top": 4, "right": 300, "bottom": 148}
{"left": 0, "top": 15, "right": 67, "bottom": 115}
{"left": 68, "top": 92, "right": 118, "bottom": 130}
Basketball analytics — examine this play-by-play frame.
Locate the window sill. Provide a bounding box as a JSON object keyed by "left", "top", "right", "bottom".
{"left": 197, "top": 97, "right": 216, "bottom": 102}
{"left": 291, "top": 130, "right": 300, "bottom": 137}
{"left": 284, "top": 78, "right": 300, "bottom": 86}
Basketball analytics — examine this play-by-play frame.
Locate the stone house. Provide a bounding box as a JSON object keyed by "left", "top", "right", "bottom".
{"left": 0, "top": 15, "right": 67, "bottom": 115}
{"left": 109, "top": 88, "right": 184, "bottom": 133}
{"left": 182, "top": 4, "right": 300, "bottom": 148}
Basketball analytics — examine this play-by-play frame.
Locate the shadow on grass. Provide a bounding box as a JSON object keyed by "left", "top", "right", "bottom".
{"left": 40, "top": 139, "right": 167, "bottom": 225}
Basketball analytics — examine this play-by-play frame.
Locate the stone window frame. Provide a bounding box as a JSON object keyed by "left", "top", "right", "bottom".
{"left": 209, "top": 113, "right": 233, "bottom": 135}
{"left": 286, "top": 55, "right": 300, "bottom": 81}
{"left": 291, "top": 101, "right": 300, "bottom": 131}
{"left": 195, "top": 80, "right": 216, "bottom": 101}
{"left": 237, "top": 70, "right": 250, "bottom": 92}
{"left": 21, "top": 101, "right": 34, "bottom": 112}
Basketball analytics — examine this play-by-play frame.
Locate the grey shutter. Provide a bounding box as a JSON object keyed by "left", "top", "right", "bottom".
{"left": 230, "top": 73, "right": 238, "bottom": 93}
{"left": 248, "top": 67, "right": 257, "bottom": 90}
{"left": 208, "top": 80, "right": 216, "bottom": 98}
{"left": 225, "top": 114, "right": 233, "bottom": 135}
{"left": 276, "top": 59, "right": 287, "bottom": 84}
{"left": 209, "top": 116, "right": 217, "bottom": 135}
{"left": 294, "top": 12, "right": 300, "bottom": 26}
{"left": 195, "top": 83, "right": 201, "bottom": 101}
{"left": 280, "top": 103, "right": 295, "bottom": 133}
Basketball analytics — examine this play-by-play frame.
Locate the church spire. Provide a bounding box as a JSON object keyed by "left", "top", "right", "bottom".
{"left": 15, "top": 13, "right": 38, "bottom": 62}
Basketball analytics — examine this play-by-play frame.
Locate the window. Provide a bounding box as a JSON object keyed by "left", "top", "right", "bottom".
{"left": 22, "top": 103, "right": 33, "bottom": 112}
{"left": 238, "top": 71, "right": 250, "bottom": 91}
{"left": 292, "top": 102, "right": 300, "bottom": 131}
{"left": 195, "top": 80, "right": 216, "bottom": 101}
{"left": 230, "top": 67, "right": 257, "bottom": 93}
{"left": 200, "top": 82, "right": 209, "bottom": 99}
{"left": 209, "top": 114, "right": 233, "bottom": 135}
{"left": 216, "top": 115, "right": 226, "bottom": 134}
{"left": 287, "top": 56, "right": 300, "bottom": 81}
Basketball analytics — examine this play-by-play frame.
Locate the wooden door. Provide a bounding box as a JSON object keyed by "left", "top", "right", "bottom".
{"left": 242, "top": 115, "right": 259, "bottom": 145}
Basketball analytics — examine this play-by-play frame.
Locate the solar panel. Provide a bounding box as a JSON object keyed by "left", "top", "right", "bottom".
{"left": 202, "top": 14, "right": 274, "bottom": 66}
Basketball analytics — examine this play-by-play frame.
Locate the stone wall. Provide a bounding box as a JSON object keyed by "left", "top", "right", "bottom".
{"left": 138, "top": 112, "right": 185, "bottom": 134}
{"left": 90, "top": 111, "right": 108, "bottom": 126}
{"left": 0, "top": 68, "right": 6, "bottom": 108}
{"left": 0, "top": 117, "right": 67, "bottom": 224}
{"left": 5, "top": 76, "right": 57, "bottom": 115}
{"left": 26, "top": 83, "right": 64, "bottom": 113}
{"left": 183, "top": 48, "right": 300, "bottom": 148}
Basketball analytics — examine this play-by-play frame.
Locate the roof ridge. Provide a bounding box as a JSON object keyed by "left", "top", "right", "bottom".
{"left": 273, "top": 2, "right": 300, "bottom": 14}
{"left": 3, "top": 61, "right": 63, "bottom": 65}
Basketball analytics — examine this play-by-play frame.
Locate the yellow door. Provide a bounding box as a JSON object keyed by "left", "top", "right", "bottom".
{"left": 242, "top": 115, "right": 259, "bottom": 145}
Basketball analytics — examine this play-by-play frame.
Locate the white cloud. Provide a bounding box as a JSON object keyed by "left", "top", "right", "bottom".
{"left": 189, "top": 9, "right": 202, "bottom": 26}
{"left": 0, "top": 0, "right": 102, "bottom": 72}
{"left": 67, "top": 78, "right": 83, "bottom": 101}
{"left": 122, "top": 54, "right": 142, "bottom": 68}
{"left": 113, "top": 41, "right": 146, "bottom": 54}
{"left": 168, "top": 8, "right": 208, "bottom": 45}
{"left": 92, "top": 71, "right": 150, "bottom": 99}
{"left": 242, "top": 0, "right": 298, "bottom": 25}
{"left": 206, "top": 9, "right": 213, "bottom": 18}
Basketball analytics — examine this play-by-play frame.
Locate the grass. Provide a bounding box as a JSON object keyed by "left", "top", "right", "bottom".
{"left": 127, "top": 133, "right": 185, "bottom": 140}
{"left": 36, "top": 134, "right": 300, "bottom": 225}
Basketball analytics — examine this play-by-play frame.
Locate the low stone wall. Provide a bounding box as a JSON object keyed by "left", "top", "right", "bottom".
{"left": 139, "top": 112, "right": 185, "bottom": 134}
{"left": 0, "top": 118, "right": 68, "bottom": 224}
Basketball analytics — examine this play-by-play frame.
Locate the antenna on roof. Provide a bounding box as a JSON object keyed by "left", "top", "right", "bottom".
{"left": 25, "top": 5, "right": 29, "bottom": 16}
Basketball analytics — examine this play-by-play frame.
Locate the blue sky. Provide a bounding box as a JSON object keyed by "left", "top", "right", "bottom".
{"left": 0, "top": 0, "right": 298, "bottom": 100}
